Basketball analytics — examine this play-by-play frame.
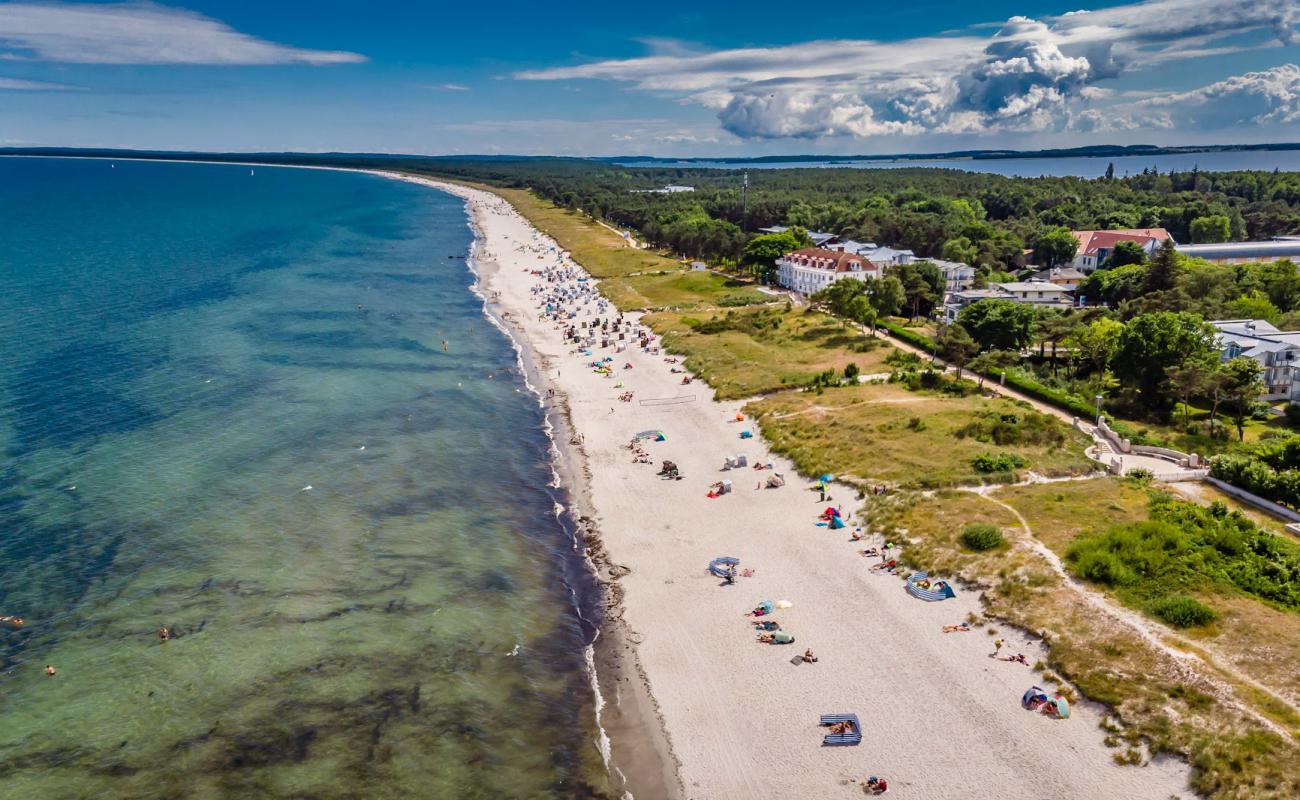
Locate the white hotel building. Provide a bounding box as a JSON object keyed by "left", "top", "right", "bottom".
{"left": 775, "top": 247, "right": 884, "bottom": 295}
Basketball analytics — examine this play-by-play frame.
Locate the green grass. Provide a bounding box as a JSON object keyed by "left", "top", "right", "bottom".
{"left": 746, "top": 383, "right": 1094, "bottom": 488}
{"left": 647, "top": 307, "right": 895, "bottom": 400}
{"left": 494, "top": 188, "right": 768, "bottom": 310}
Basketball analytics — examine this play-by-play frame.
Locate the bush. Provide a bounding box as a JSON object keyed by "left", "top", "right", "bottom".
{"left": 879, "top": 319, "right": 935, "bottom": 351}
{"left": 843, "top": 363, "right": 860, "bottom": 381}
{"left": 1285, "top": 403, "right": 1300, "bottom": 428}
{"left": 1151, "top": 596, "right": 1217, "bottom": 628}
{"left": 960, "top": 524, "right": 1005, "bottom": 551}
{"left": 971, "top": 452, "right": 1027, "bottom": 473}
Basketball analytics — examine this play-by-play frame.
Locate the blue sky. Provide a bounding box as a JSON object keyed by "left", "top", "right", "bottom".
{"left": 1, "top": 0, "right": 1298, "bottom": 156}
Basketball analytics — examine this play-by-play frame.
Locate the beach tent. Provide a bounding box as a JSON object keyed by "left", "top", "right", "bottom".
{"left": 708, "top": 556, "right": 740, "bottom": 579}
{"left": 655, "top": 431, "right": 667, "bottom": 442}
{"left": 740, "top": 430, "right": 753, "bottom": 439}
{"left": 905, "top": 571, "right": 957, "bottom": 601}
{"left": 819, "top": 713, "right": 863, "bottom": 746}
{"left": 1022, "top": 687, "right": 1050, "bottom": 709}
{"left": 755, "top": 600, "right": 775, "bottom": 615}
{"left": 1050, "top": 695, "right": 1071, "bottom": 719}
{"left": 829, "top": 516, "right": 846, "bottom": 529}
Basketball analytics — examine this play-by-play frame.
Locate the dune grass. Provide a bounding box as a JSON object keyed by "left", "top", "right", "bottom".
{"left": 884, "top": 478, "right": 1300, "bottom": 797}
{"left": 746, "top": 383, "right": 1094, "bottom": 488}
{"left": 646, "top": 307, "right": 895, "bottom": 400}
{"left": 493, "top": 188, "right": 768, "bottom": 310}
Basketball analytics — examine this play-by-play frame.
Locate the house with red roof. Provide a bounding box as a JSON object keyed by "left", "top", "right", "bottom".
{"left": 776, "top": 246, "right": 884, "bottom": 294}
{"left": 1070, "top": 228, "right": 1172, "bottom": 272}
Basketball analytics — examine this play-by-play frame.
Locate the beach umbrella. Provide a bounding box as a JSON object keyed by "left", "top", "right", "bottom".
{"left": 818, "top": 474, "right": 834, "bottom": 483}
{"left": 756, "top": 600, "right": 775, "bottom": 614}
{"left": 1052, "top": 695, "right": 1071, "bottom": 719}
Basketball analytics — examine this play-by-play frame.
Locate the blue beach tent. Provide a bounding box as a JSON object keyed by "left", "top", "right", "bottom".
{"left": 708, "top": 556, "right": 740, "bottom": 578}
{"left": 819, "top": 713, "right": 863, "bottom": 746}
{"left": 905, "top": 571, "right": 956, "bottom": 601}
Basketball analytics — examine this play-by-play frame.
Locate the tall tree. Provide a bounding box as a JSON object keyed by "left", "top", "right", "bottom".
{"left": 1221, "top": 357, "right": 1265, "bottom": 441}
{"left": 868, "top": 275, "right": 906, "bottom": 319}
{"left": 956, "top": 300, "right": 1040, "bottom": 352}
{"left": 1111, "top": 311, "right": 1217, "bottom": 412}
{"left": 1189, "top": 214, "right": 1232, "bottom": 244}
{"left": 1143, "top": 239, "right": 1181, "bottom": 294}
{"left": 1103, "top": 240, "right": 1148, "bottom": 269}
{"left": 1063, "top": 317, "right": 1124, "bottom": 376}
{"left": 742, "top": 229, "right": 812, "bottom": 283}
{"left": 1165, "top": 360, "right": 1213, "bottom": 426}
{"left": 1033, "top": 227, "right": 1080, "bottom": 269}
{"left": 936, "top": 323, "right": 979, "bottom": 378}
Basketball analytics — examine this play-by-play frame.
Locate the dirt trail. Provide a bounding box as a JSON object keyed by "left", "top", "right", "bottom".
{"left": 970, "top": 488, "right": 1298, "bottom": 739}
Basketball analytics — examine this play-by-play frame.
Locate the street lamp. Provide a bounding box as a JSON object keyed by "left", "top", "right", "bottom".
{"left": 1095, "top": 394, "right": 1104, "bottom": 425}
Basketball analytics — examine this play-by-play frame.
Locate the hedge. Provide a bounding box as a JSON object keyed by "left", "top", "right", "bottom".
{"left": 878, "top": 319, "right": 937, "bottom": 352}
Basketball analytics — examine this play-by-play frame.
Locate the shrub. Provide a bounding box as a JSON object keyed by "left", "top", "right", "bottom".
{"left": 1151, "top": 596, "right": 1217, "bottom": 628}
{"left": 1285, "top": 403, "right": 1300, "bottom": 428}
{"left": 960, "top": 524, "right": 1005, "bottom": 551}
{"left": 971, "top": 452, "right": 1027, "bottom": 473}
{"left": 843, "top": 363, "right": 860, "bottom": 381}
{"left": 907, "top": 416, "right": 927, "bottom": 431}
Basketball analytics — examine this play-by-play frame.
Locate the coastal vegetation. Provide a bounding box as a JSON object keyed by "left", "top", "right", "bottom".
{"left": 645, "top": 307, "right": 894, "bottom": 400}
{"left": 884, "top": 479, "right": 1300, "bottom": 798}
{"left": 745, "top": 383, "right": 1093, "bottom": 488}
{"left": 439, "top": 168, "right": 1300, "bottom": 797}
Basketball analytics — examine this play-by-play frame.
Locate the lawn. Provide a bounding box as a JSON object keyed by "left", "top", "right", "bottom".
{"left": 646, "top": 307, "right": 895, "bottom": 400}
{"left": 746, "top": 383, "right": 1095, "bottom": 488}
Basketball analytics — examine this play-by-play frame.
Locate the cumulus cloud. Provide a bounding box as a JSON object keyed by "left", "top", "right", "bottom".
{"left": 517, "top": 0, "right": 1299, "bottom": 140}
{"left": 1139, "top": 64, "right": 1300, "bottom": 127}
{"left": 0, "top": 2, "right": 365, "bottom": 65}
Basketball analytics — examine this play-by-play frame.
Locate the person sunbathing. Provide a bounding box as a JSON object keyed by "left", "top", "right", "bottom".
{"left": 943, "top": 623, "right": 971, "bottom": 633}
{"left": 859, "top": 547, "right": 880, "bottom": 557}
{"left": 828, "top": 720, "right": 854, "bottom": 734}
{"left": 740, "top": 568, "right": 754, "bottom": 578}
{"left": 747, "top": 606, "right": 770, "bottom": 617}
{"left": 870, "top": 559, "right": 898, "bottom": 571}
{"left": 802, "top": 649, "right": 818, "bottom": 663}
{"left": 752, "top": 620, "right": 780, "bottom": 631}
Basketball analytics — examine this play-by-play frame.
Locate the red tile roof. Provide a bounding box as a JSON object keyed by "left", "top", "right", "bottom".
{"left": 782, "top": 247, "right": 880, "bottom": 273}
{"left": 1071, "top": 228, "right": 1171, "bottom": 257}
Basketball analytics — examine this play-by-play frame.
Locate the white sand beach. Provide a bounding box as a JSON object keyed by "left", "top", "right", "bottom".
{"left": 407, "top": 177, "right": 1194, "bottom": 799}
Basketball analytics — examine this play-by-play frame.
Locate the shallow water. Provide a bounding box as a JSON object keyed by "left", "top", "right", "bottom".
{"left": 0, "top": 158, "right": 607, "bottom": 799}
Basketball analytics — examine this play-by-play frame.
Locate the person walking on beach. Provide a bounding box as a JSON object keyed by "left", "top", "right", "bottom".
{"left": 993, "top": 638, "right": 1004, "bottom": 657}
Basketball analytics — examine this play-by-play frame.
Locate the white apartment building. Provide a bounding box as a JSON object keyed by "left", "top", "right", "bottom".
{"left": 776, "top": 247, "right": 883, "bottom": 294}
{"left": 1212, "top": 319, "right": 1300, "bottom": 400}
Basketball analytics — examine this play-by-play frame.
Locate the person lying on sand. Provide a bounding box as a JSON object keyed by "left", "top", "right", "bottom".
{"left": 943, "top": 623, "right": 971, "bottom": 633}
{"left": 757, "top": 631, "right": 794, "bottom": 644}
{"left": 828, "top": 720, "right": 854, "bottom": 734}
{"left": 802, "top": 649, "right": 818, "bottom": 663}
{"left": 870, "top": 559, "right": 898, "bottom": 571}
{"left": 752, "top": 620, "right": 780, "bottom": 631}
{"left": 859, "top": 547, "right": 880, "bottom": 557}
{"left": 740, "top": 568, "right": 754, "bottom": 578}
{"left": 999, "top": 653, "right": 1030, "bottom": 665}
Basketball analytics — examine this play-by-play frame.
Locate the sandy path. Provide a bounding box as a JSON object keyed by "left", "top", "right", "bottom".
{"left": 405, "top": 177, "right": 1193, "bottom": 800}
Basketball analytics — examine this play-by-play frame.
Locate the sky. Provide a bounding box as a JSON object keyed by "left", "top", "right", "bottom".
{"left": 1, "top": 0, "right": 1298, "bottom": 156}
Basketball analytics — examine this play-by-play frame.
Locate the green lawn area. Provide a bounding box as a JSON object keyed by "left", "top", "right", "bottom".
{"left": 746, "top": 383, "right": 1094, "bottom": 488}
{"left": 645, "top": 308, "right": 895, "bottom": 400}
{"left": 494, "top": 188, "right": 768, "bottom": 310}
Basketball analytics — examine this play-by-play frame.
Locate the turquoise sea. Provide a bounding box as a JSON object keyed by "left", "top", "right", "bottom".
{"left": 0, "top": 157, "right": 608, "bottom": 798}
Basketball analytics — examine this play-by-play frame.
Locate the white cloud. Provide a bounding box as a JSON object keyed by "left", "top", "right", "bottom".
{"left": 0, "top": 2, "right": 365, "bottom": 65}
{"left": 1139, "top": 64, "right": 1300, "bottom": 126}
{"left": 0, "top": 76, "right": 81, "bottom": 90}
{"left": 516, "top": 0, "right": 1298, "bottom": 140}
{"left": 422, "top": 83, "right": 470, "bottom": 91}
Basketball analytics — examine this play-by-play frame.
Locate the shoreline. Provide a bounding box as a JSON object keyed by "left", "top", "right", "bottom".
{"left": 456, "top": 204, "right": 681, "bottom": 800}
{"left": 15, "top": 155, "right": 1197, "bottom": 797}
{"left": 409, "top": 177, "right": 1194, "bottom": 799}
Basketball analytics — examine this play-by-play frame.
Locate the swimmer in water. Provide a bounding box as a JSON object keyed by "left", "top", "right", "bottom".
{"left": 0, "top": 616, "right": 23, "bottom": 627}
{"left": 159, "top": 627, "right": 171, "bottom": 642}
{"left": 442, "top": 340, "right": 449, "bottom": 352}
{"left": 45, "top": 665, "right": 56, "bottom": 676}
